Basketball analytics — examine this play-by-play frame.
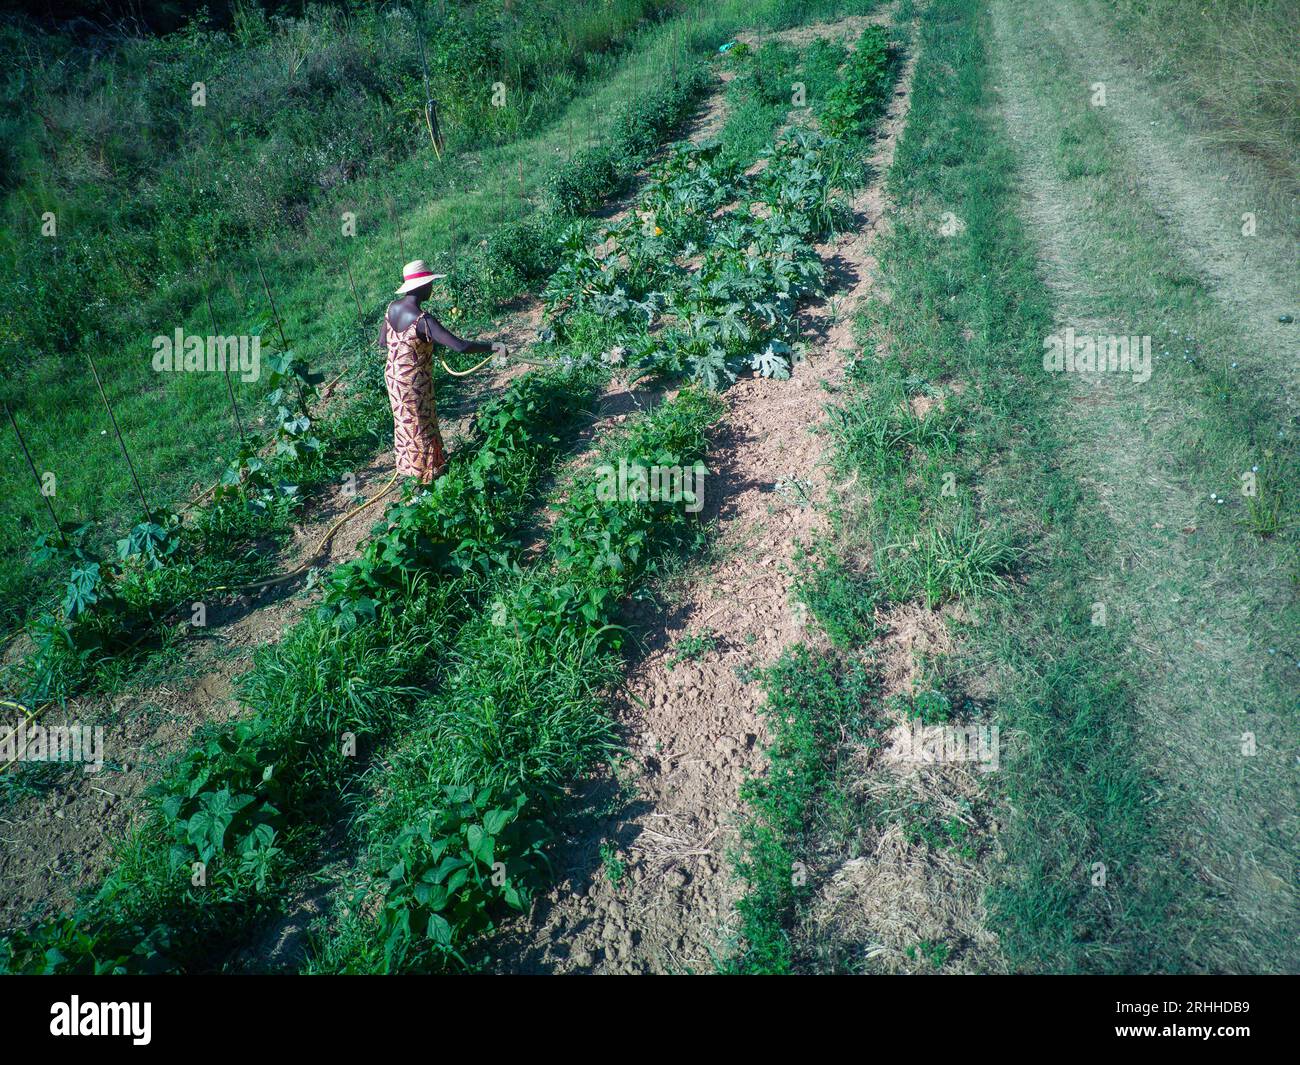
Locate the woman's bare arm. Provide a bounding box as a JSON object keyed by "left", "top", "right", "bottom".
{"left": 419, "top": 313, "right": 492, "bottom": 355}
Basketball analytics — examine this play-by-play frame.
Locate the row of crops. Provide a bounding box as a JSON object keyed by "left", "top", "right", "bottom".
{"left": 1, "top": 24, "right": 897, "bottom": 974}
{"left": 5, "top": 68, "right": 714, "bottom": 715}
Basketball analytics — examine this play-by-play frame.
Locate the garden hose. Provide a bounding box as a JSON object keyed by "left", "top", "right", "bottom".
{"left": 180, "top": 348, "right": 497, "bottom": 511}
{"left": 439, "top": 351, "right": 498, "bottom": 377}
{"left": 209, "top": 468, "right": 403, "bottom": 596}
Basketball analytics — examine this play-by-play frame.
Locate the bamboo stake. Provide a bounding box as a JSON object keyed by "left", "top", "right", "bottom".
{"left": 203, "top": 285, "right": 246, "bottom": 441}
{"left": 4, "top": 402, "right": 64, "bottom": 544}
{"left": 85, "top": 350, "right": 151, "bottom": 521}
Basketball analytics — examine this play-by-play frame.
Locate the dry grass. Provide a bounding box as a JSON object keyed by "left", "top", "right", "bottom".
{"left": 1100, "top": 0, "right": 1299, "bottom": 182}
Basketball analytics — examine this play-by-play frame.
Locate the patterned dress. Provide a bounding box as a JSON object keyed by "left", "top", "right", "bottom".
{"left": 384, "top": 312, "right": 447, "bottom": 482}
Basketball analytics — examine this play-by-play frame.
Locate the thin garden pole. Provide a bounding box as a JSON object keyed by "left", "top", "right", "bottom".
{"left": 254, "top": 254, "right": 289, "bottom": 350}
{"left": 414, "top": 12, "right": 443, "bottom": 160}
{"left": 204, "top": 284, "right": 246, "bottom": 441}
{"left": 387, "top": 198, "right": 407, "bottom": 261}
{"left": 4, "top": 402, "right": 64, "bottom": 544}
{"left": 84, "top": 350, "right": 151, "bottom": 521}
{"left": 345, "top": 256, "right": 364, "bottom": 323}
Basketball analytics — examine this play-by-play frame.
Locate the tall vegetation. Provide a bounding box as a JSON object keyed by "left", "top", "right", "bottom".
{"left": 0, "top": 0, "right": 693, "bottom": 635}
{"left": 1100, "top": 0, "right": 1299, "bottom": 177}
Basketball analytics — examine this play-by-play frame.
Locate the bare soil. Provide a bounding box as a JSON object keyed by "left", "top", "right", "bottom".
{"left": 488, "top": 10, "right": 925, "bottom": 974}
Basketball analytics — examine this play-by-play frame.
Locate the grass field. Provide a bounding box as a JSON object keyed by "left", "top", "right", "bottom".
{"left": 0, "top": 0, "right": 1294, "bottom": 979}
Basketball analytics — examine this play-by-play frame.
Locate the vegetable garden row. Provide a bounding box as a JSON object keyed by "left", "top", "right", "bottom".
{"left": 8, "top": 68, "right": 713, "bottom": 714}
{"left": 1, "top": 24, "right": 898, "bottom": 974}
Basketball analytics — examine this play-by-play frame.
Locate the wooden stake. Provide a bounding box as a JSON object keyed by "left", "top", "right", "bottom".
{"left": 414, "top": 11, "right": 443, "bottom": 160}
{"left": 4, "top": 402, "right": 64, "bottom": 544}
{"left": 254, "top": 254, "right": 289, "bottom": 350}
{"left": 387, "top": 198, "right": 406, "bottom": 261}
{"left": 85, "top": 351, "right": 151, "bottom": 521}
{"left": 203, "top": 284, "right": 246, "bottom": 441}
{"left": 345, "top": 256, "right": 364, "bottom": 323}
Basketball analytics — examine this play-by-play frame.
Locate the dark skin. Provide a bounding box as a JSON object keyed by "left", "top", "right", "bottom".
{"left": 380, "top": 283, "right": 494, "bottom": 357}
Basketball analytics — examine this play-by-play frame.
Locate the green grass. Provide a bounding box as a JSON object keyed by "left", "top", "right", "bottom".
{"left": 730, "top": 0, "right": 1295, "bottom": 974}
{"left": 793, "top": 546, "right": 881, "bottom": 649}
{"left": 0, "top": 0, "right": 880, "bottom": 639}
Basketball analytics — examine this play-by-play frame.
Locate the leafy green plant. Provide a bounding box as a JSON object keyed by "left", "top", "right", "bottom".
{"left": 728, "top": 647, "right": 878, "bottom": 974}
{"left": 795, "top": 550, "right": 881, "bottom": 648}
{"left": 906, "top": 938, "right": 950, "bottom": 969}
{"left": 820, "top": 26, "right": 894, "bottom": 138}
{"left": 372, "top": 785, "right": 549, "bottom": 973}
{"left": 887, "top": 687, "right": 953, "bottom": 725}
{"left": 668, "top": 630, "right": 718, "bottom": 666}
{"left": 265, "top": 350, "right": 324, "bottom": 461}
{"left": 600, "top": 843, "right": 627, "bottom": 887}
{"left": 116, "top": 517, "right": 180, "bottom": 571}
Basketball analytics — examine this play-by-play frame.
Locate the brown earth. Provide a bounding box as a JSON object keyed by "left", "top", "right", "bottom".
{"left": 488, "top": 8, "right": 934, "bottom": 975}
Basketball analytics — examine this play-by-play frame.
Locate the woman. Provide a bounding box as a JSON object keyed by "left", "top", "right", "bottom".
{"left": 381, "top": 259, "right": 494, "bottom": 482}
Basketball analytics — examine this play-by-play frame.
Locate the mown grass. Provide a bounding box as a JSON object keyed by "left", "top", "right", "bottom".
{"left": 990, "top": 0, "right": 1297, "bottom": 971}
{"left": 729, "top": 0, "right": 1275, "bottom": 974}
{"left": 1099, "top": 0, "right": 1299, "bottom": 179}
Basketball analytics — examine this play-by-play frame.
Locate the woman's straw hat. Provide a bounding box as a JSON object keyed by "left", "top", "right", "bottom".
{"left": 395, "top": 259, "right": 447, "bottom": 294}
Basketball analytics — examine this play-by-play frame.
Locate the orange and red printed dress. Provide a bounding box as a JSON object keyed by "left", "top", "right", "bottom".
{"left": 384, "top": 312, "right": 447, "bottom": 482}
